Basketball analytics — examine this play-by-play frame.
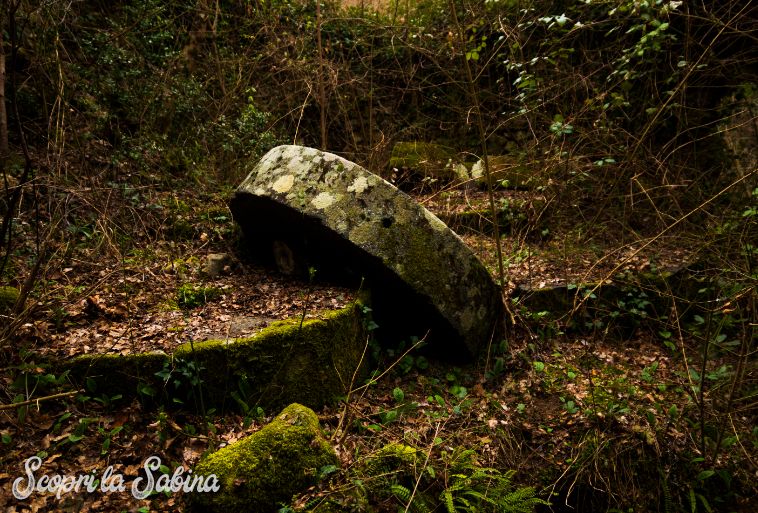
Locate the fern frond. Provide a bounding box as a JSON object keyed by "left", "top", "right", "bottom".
{"left": 391, "top": 484, "right": 432, "bottom": 513}
{"left": 442, "top": 489, "right": 456, "bottom": 513}
{"left": 659, "top": 467, "right": 673, "bottom": 513}
{"left": 391, "top": 484, "right": 411, "bottom": 503}
{"left": 456, "top": 495, "right": 474, "bottom": 511}
{"left": 460, "top": 488, "right": 494, "bottom": 504}
{"left": 496, "top": 486, "right": 549, "bottom": 513}
{"left": 696, "top": 492, "right": 713, "bottom": 513}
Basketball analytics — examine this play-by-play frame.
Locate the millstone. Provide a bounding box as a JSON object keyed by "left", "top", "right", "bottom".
{"left": 230, "top": 145, "right": 504, "bottom": 358}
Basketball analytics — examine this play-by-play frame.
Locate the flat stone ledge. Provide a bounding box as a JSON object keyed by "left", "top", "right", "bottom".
{"left": 61, "top": 302, "right": 367, "bottom": 410}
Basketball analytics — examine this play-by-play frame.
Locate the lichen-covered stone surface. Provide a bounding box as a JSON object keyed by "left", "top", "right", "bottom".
{"left": 230, "top": 145, "right": 504, "bottom": 358}
{"left": 63, "top": 302, "right": 367, "bottom": 410}
{"left": 189, "top": 403, "right": 338, "bottom": 512}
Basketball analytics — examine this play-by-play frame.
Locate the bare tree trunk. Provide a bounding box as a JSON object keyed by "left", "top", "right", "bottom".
{"left": 0, "top": 14, "right": 9, "bottom": 161}
{"left": 316, "top": 0, "right": 327, "bottom": 150}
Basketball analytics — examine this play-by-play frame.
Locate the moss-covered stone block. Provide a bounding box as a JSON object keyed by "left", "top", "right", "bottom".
{"left": 471, "top": 155, "right": 546, "bottom": 189}
{"left": 389, "top": 141, "right": 457, "bottom": 181}
{"left": 189, "top": 403, "right": 338, "bottom": 512}
{"left": 65, "top": 351, "right": 172, "bottom": 400}
{"left": 63, "top": 302, "right": 367, "bottom": 410}
{"left": 175, "top": 303, "right": 367, "bottom": 409}
{"left": 0, "top": 286, "right": 20, "bottom": 314}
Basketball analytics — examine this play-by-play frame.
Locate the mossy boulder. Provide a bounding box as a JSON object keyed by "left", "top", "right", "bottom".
{"left": 230, "top": 145, "right": 504, "bottom": 359}
{"left": 63, "top": 302, "right": 367, "bottom": 410}
{"left": 189, "top": 403, "right": 338, "bottom": 512}
{"left": 0, "top": 286, "right": 20, "bottom": 314}
{"left": 389, "top": 141, "right": 458, "bottom": 181}
{"left": 364, "top": 443, "right": 420, "bottom": 476}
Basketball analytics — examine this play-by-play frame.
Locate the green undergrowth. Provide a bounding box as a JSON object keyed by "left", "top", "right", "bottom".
{"left": 300, "top": 443, "right": 548, "bottom": 513}
{"left": 274, "top": 325, "right": 757, "bottom": 513}
{"left": 176, "top": 283, "right": 222, "bottom": 308}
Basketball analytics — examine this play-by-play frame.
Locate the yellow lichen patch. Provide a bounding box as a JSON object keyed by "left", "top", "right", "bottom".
{"left": 390, "top": 197, "right": 415, "bottom": 225}
{"left": 272, "top": 174, "right": 295, "bottom": 193}
{"left": 311, "top": 191, "right": 337, "bottom": 209}
{"left": 347, "top": 176, "right": 370, "bottom": 194}
{"left": 348, "top": 222, "right": 377, "bottom": 248}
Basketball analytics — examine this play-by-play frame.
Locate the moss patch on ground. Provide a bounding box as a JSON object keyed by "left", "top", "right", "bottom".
{"left": 0, "top": 286, "right": 19, "bottom": 314}
{"left": 176, "top": 283, "right": 222, "bottom": 308}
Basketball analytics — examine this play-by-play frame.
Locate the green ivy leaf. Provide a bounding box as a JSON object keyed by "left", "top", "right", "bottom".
{"left": 696, "top": 470, "right": 715, "bottom": 481}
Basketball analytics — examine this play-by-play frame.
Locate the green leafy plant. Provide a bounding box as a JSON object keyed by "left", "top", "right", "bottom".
{"left": 98, "top": 425, "right": 124, "bottom": 455}
{"left": 230, "top": 375, "right": 265, "bottom": 427}
{"left": 560, "top": 396, "right": 579, "bottom": 415}
{"left": 155, "top": 355, "right": 206, "bottom": 416}
{"left": 176, "top": 283, "right": 221, "bottom": 309}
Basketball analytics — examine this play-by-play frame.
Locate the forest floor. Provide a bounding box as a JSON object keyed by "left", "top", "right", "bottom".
{"left": 0, "top": 179, "right": 755, "bottom": 512}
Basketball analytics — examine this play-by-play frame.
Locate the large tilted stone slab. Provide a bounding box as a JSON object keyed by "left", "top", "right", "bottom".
{"left": 230, "top": 145, "right": 504, "bottom": 358}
